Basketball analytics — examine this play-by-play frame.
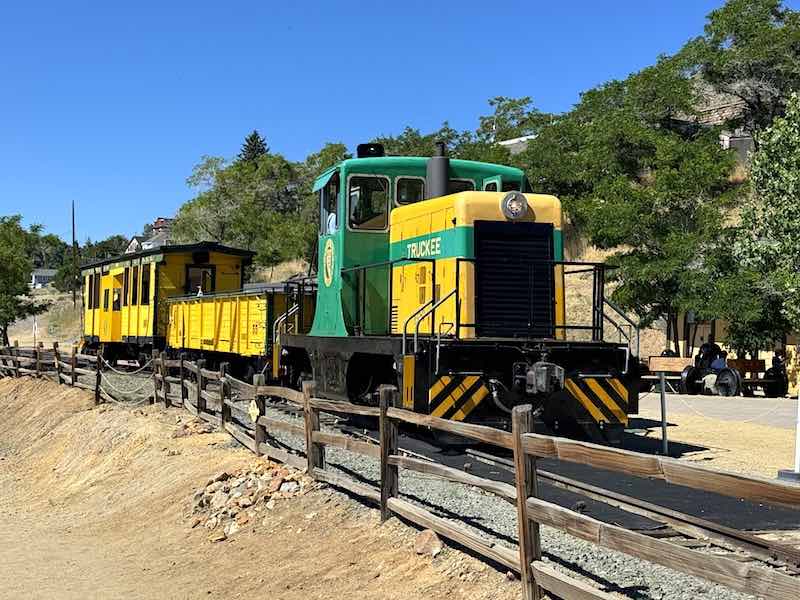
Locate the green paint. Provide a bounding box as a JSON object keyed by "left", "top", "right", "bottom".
{"left": 553, "top": 229, "right": 563, "bottom": 260}
{"left": 390, "top": 226, "right": 475, "bottom": 261}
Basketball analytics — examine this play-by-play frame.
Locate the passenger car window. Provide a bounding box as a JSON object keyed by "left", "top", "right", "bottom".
{"left": 396, "top": 178, "right": 424, "bottom": 205}
{"left": 448, "top": 179, "right": 475, "bottom": 193}
{"left": 86, "top": 275, "right": 93, "bottom": 309}
{"left": 349, "top": 176, "right": 389, "bottom": 230}
{"left": 131, "top": 266, "right": 139, "bottom": 305}
{"left": 187, "top": 266, "right": 214, "bottom": 294}
{"left": 320, "top": 172, "right": 340, "bottom": 234}
{"left": 141, "top": 266, "right": 150, "bottom": 305}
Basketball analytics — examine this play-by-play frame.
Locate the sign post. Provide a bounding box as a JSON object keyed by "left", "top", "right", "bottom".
{"left": 778, "top": 389, "right": 800, "bottom": 483}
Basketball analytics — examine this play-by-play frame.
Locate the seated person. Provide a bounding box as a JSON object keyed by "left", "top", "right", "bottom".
{"left": 710, "top": 351, "right": 727, "bottom": 372}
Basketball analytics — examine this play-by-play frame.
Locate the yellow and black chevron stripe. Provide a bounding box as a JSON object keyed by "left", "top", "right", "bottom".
{"left": 564, "top": 376, "right": 629, "bottom": 425}
{"left": 428, "top": 375, "right": 490, "bottom": 421}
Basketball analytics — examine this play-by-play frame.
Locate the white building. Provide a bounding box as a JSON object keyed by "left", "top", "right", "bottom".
{"left": 29, "top": 268, "right": 57, "bottom": 289}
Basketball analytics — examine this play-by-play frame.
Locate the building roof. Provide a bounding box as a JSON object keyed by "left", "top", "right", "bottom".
{"left": 81, "top": 241, "right": 255, "bottom": 271}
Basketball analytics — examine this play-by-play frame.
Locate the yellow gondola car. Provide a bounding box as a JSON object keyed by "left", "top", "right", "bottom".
{"left": 80, "top": 243, "right": 254, "bottom": 360}
{"left": 166, "top": 281, "right": 314, "bottom": 377}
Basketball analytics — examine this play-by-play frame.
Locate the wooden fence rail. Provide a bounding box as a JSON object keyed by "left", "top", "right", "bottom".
{"left": 4, "top": 344, "right": 798, "bottom": 600}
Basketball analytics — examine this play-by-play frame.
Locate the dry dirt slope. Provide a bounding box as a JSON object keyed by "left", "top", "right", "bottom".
{"left": 0, "top": 378, "right": 520, "bottom": 600}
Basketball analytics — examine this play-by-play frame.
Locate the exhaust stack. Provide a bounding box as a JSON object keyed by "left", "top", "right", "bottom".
{"left": 426, "top": 141, "right": 449, "bottom": 199}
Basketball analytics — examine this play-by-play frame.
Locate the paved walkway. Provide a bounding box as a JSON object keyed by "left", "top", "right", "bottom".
{"left": 637, "top": 392, "right": 798, "bottom": 429}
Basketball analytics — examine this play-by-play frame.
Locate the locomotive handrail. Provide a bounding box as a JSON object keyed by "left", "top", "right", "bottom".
{"left": 413, "top": 288, "right": 457, "bottom": 353}
{"left": 402, "top": 297, "right": 436, "bottom": 355}
{"left": 603, "top": 298, "right": 640, "bottom": 358}
{"left": 273, "top": 303, "right": 300, "bottom": 346}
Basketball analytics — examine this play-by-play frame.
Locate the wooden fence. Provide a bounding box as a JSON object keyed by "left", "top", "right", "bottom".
{"left": 0, "top": 341, "right": 102, "bottom": 404}
{"left": 3, "top": 345, "right": 799, "bottom": 599}
{"left": 147, "top": 357, "right": 800, "bottom": 600}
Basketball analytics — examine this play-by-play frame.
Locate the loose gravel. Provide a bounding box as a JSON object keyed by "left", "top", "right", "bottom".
{"left": 226, "top": 400, "right": 760, "bottom": 600}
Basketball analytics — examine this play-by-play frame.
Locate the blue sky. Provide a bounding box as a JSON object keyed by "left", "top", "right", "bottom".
{"left": 0, "top": 1, "right": 786, "bottom": 242}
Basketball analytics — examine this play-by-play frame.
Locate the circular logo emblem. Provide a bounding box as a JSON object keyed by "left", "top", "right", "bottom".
{"left": 323, "top": 238, "right": 335, "bottom": 287}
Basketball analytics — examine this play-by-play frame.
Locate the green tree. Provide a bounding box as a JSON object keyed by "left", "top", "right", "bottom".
{"left": 680, "top": 0, "right": 800, "bottom": 134}
{"left": 0, "top": 216, "right": 47, "bottom": 345}
{"left": 476, "top": 96, "right": 553, "bottom": 143}
{"left": 519, "top": 58, "right": 740, "bottom": 351}
{"left": 734, "top": 93, "right": 800, "bottom": 340}
{"left": 238, "top": 130, "right": 269, "bottom": 162}
{"left": 53, "top": 234, "right": 130, "bottom": 293}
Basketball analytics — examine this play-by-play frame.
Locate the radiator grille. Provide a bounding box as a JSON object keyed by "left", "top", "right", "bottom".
{"left": 474, "top": 221, "right": 555, "bottom": 338}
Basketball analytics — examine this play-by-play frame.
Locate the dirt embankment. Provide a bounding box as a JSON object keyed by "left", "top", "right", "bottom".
{"left": 0, "top": 378, "right": 519, "bottom": 600}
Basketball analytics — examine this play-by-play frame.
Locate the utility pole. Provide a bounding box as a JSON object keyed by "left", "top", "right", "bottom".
{"left": 71, "top": 200, "right": 77, "bottom": 308}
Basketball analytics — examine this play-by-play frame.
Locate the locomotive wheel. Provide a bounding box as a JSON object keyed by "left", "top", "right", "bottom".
{"left": 715, "top": 368, "right": 740, "bottom": 397}
{"left": 679, "top": 366, "right": 701, "bottom": 395}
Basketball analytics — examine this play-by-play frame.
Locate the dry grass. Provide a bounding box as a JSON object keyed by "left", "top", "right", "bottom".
{"left": 250, "top": 258, "right": 310, "bottom": 283}
{"left": 636, "top": 402, "right": 794, "bottom": 478}
{"left": 564, "top": 246, "right": 667, "bottom": 355}
{"left": 8, "top": 288, "right": 82, "bottom": 346}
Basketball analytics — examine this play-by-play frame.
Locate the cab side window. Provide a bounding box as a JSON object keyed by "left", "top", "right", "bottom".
{"left": 349, "top": 176, "right": 389, "bottom": 230}
{"left": 502, "top": 180, "right": 521, "bottom": 192}
{"left": 320, "top": 172, "right": 340, "bottom": 234}
{"left": 396, "top": 178, "right": 424, "bottom": 205}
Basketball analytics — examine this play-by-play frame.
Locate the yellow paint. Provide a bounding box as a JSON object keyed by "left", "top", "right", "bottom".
{"left": 169, "top": 292, "right": 268, "bottom": 357}
{"left": 606, "top": 377, "right": 629, "bottom": 403}
{"left": 167, "top": 288, "right": 314, "bottom": 362}
{"left": 450, "top": 385, "right": 489, "bottom": 421}
{"left": 82, "top": 250, "right": 249, "bottom": 345}
{"left": 430, "top": 375, "right": 479, "bottom": 418}
{"left": 389, "top": 191, "right": 564, "bottom": 340}
{"left": 565, "top": 379, "right": 606, "bottom": 424}
{"left": 402, "top": 354, "right": 415, "bottom": 409}
{"left": 585, "top": 378, "right": 627, "bottom": 423}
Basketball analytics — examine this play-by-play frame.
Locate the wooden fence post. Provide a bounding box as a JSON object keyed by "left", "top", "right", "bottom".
{"left": 12, "top": 340, "right": 20, "bottom": 378}
{"left": 379, "top": 385, "right": 399, "bottom": 522}
{"left": 35, "top": 342, "right": 42, "bottom": 377}
{"left": 53, "top": 342, "right": 61, "bottom": 384}
{"left": 151, "top": 350, "right": 160, "bottom": 404}
{"left": 196, "top": 359, "right": 207, "bottom": 414}
{"left": 512, "top": 405, "right": 541, "bottom": 600}
{"left": 253, "top": 374, "right": 266, "bottom": 456}
{"left": 162, "top": 356, "right": 171, "bottom": 408}
{"left": 70, "top": 344, "right": 77, "bottom": 386}
{"left": 179, "top": 353, "right": 187, "bottom": 408}
{"left": 219, "top": 363, "right": 229, "bottom": 427}
{"left": 94, "top": 355, "right": 102, "bottom": 404}
{"left": 303, "top": 381, "right": 323, "bottom": 473}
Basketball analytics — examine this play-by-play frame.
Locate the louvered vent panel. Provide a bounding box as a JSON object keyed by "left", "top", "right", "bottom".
{"left": 474, "top": 221, "right": 555, "bottom": 338}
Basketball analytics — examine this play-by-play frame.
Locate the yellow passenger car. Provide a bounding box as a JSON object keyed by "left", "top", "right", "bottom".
{"left": 81, "top": 243, "right": 254, "bottom": 360}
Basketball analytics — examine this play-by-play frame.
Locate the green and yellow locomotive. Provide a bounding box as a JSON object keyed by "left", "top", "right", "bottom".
{"left": 281, "top": 143, "right": 639, "bottom": 444}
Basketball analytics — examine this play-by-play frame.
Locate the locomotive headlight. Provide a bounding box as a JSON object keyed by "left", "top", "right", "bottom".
{"left": 501, "top": 191, "right": 528, "bottom": 220}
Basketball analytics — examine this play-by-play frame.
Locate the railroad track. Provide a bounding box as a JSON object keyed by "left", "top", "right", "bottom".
{"left": 464, "top": 448, "right": 800, "bottom": 575}
{"left": 219, "top": 392, "right": 800, "bottom": 578}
